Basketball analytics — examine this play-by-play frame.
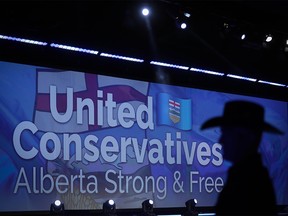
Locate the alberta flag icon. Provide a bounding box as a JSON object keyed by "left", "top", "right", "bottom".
{"left": 157, "top": 93, "right": 192, "bottom": 130}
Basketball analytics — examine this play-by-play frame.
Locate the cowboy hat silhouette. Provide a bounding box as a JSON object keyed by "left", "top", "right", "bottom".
{"left": 201, "top": 100, "right": 283, "bottom": 134}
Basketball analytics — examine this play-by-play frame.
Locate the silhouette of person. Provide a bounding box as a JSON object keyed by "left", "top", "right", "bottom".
{"left": 200, "top": 100, "right": 283, "bottom": 216}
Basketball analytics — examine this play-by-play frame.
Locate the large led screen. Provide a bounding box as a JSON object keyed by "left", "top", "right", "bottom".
{"left": 0, "top": 60, "right": 287, "bottom": 211}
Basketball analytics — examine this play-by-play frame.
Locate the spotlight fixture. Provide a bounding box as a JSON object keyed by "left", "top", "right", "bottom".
{"left": 285, "top": 39, "right": 288, "bottom": 52}
{"left": 262, "top": 34, "right": 274, "bottom": 49}
{"left": 265, "top": 34, "right": 273, "bottom": 42}
{"left": 142, "top": 8, "right": 149, "bottom": 16}
{"left": 176, "top": 16, "right": 188, "bottom": 30}
{"left": 102, "top": 199, "right": 117, "bottom": 216}
{"left": 142, "top": 199, "right": 153, "bottom": 211}
{"left": 223, "top": 22, "right": 229, "bottom": 29}
{"left": 183, "top": 199, "right": 198, "bottom": 216}
{"left": 184, "top": 12, "right": 191, "bottom": 18}
{"left": 241, "top": 33, "right": 246, "bottom": 40}
{"left": 180, "top": 22, "right": 187, "bottom": 29}
{"left": 223, "top": 22, "right": 232, "bottom": 33}
{"left": 140, "top": 199, "right": 156, "bottom": 216}
{"left": 50, "top": 200, "right": 65, "bottom": 215}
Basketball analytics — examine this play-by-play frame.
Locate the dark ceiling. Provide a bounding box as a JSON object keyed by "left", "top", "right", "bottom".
{"left": 1, "top": 0, "right": 288, "bottom": 87}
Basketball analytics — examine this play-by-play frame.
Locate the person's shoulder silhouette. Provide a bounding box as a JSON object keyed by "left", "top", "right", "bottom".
{"left": 201, "top": 100, "right": 283, "bottom": 216}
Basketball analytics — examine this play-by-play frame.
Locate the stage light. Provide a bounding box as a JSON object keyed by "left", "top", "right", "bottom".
{"left": 184, "top": 12, "right": 191, "bottom": 18}
{"left": 181, "top": 22, "right": 187, "bottom": 29}
{"left": 141, "top": 199, "right": 156, "bottom": 216}
{"left": 142, "top": 8, "right": 149, "bottom": 16}
{"left": 0, "top": 34, "right": 47, "bottom": 46}
{"left": 190, "top": 67, "right": 225, "bottom": 76}
{"left": 227, "top": 74, "right": 257, "bottom": 82}
{"left": 176, "top": 15, "right": 188, "bottom": 30}
{"left": 241, "top": 34, "right": 246, "bottom": 40}
{"left": 183, "top": 199, "right": 198, "bottom": 216}
{"left": 150, "top": 61, "right": 189, "bottom": 70}
{"left": 265, "top": 34, "right": 273, "bottom": 42}
{"left": 285, "top": 39, "right": 288, "bottom": 52}
{"left": 50, "top": 43, "right": 98, "bottom": 55}
{"left": 258, "top": 80, "right": 286, "bottom": 87}
{"left": 103, "top": 199, "right": 117, "bottom": 216}
{"left": 50, "top": 199, "right": 65, "bottom": 215}
{"left": 140, "top": 199, "right": 156, "bottom": 216}
{"left": 222, "top": 22, "right": 231, "bottom": 34}
{"left": 223, "top": 22, "right": 229, "bottom": 29}
{"left": 100, "top": 52, "right": 144, "bottom": 63}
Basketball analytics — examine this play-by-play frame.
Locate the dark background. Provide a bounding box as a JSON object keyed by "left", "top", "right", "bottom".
{"left": 1, "top": 0, "right": 288, "bottom": 101}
